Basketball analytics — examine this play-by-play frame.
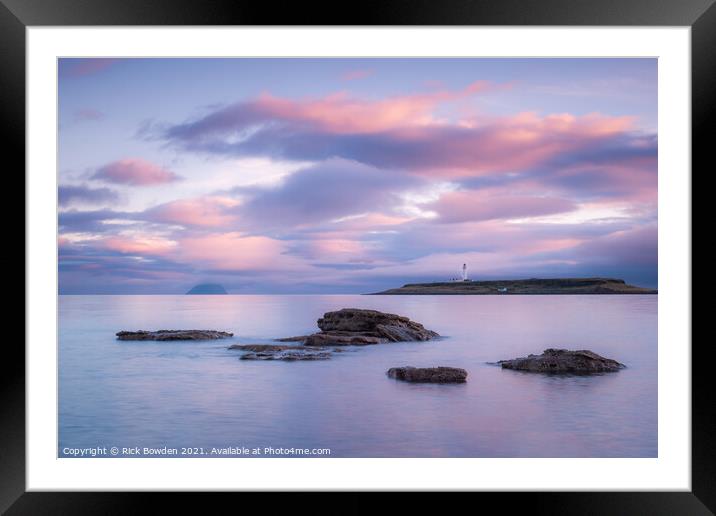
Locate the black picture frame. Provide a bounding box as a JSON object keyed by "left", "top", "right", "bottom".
{"left": 4, "top": 0, "right": 709, "bottom": 513}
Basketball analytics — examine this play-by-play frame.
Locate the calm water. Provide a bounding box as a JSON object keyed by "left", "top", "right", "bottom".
{"left": 59, "top": 295, "right": 657, "bottom": 458}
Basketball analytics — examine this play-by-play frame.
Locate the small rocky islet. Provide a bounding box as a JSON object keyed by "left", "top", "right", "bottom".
{"left": 232, "top": 308, "right": 440, "bottom": 361}
{"left": 497, "top": 348, "right": 625, "bottom": 373}
{"left": 116, "top": 309, "right": 626, "bottom": 381}
{"left": 301, "top": 308, "right": 439, "bottom": 345}
{"left": 116, "top": 329, "right": 233, "bottom": 341}
{"left": 387, "top": 366, "right": 468, "bottom": 383}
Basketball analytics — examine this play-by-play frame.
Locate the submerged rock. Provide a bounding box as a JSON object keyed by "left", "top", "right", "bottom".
{"left": 228, "top": 344, "right": 321, "bottom": 352}
{"left": 280, "top": 308, "right": 440, "bottom": 346}
{"left": 274, "top": 335, "right": 311, "bottom": 342}
{"left": 387, "top": 366, "right": 468, "bottom": 383}
{"left": 116, "top": 330, "right": 233, "bottom": 341}
{"left": 498, "top": 348, "right": 625, "bottom": 373}
{"left": 304, "top": 332, "right": 384, "bottom": 346}
{"left": 240, "top": 349, "right": 332, "bottom": 361}
{"left": 229, "top": 343, "right": 332, "bottom": 361}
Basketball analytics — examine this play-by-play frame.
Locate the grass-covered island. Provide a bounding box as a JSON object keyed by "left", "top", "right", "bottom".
{"left": 371, "top": 277, "right": 657, "bottom": 295}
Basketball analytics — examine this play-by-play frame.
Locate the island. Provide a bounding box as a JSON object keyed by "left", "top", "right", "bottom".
{"left": 117, "top": 330, "right": 233, "bottom": 341}
{"left": 186, "top": 283, "right": 228, "bottom": 295}
{"left": 370, "top": 277, "right": 657, "bottom": 295}
{"left": 498, "top": 348, "right": 625, "bottom": 373}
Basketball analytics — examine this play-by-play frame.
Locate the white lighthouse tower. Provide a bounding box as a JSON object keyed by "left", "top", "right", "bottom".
{"left": 461, "top": 263, "right": 468, "bottom": 282}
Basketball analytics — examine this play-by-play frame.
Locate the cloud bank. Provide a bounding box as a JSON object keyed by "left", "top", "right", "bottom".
{"left": 58, "top": 66, "right": 657, "bottom": 294}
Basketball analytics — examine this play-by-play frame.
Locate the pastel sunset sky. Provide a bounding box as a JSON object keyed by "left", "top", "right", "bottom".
{"left": 58, "top": 58, "right": 657, "bottom": 294}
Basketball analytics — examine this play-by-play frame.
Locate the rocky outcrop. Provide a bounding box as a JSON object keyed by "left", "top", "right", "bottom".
{"left": 116, "top": 330, "right": 233, "bottom": 341}
{"left": 283, "top": 308, "right": 439, "bottom": 346}
{"left": 228, "top": 344, "right": 320, "bottom": 352}
{"left": 498, "top": 348, "right": 625, "bottom": 373}
{"left": 275, "top": 335, "right": 311, "bottom": 342}
{"left": 240, "top": 351, "right": 330, "bottom": 361}
{"left": 318, "top": 309, "right": 439, "bottom": 341}
{"left": 304, "top": 332, "right": 384, "bottom": 346}
{"left": 229, "top": 343, "right": 333, "bottom": 361}
{"left": 387, "top": 366, "right": 468, "bottom": 383}
{"left": 227, "top": 309, "right": 439, "bottom": 363}
{"left": 241, "top": 349, "right": 331, "bottom": 361}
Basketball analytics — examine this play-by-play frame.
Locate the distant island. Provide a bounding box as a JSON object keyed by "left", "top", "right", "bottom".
{"left": 371, "top": 278, "right": 657, "bottom": 295}
{"left": 186, "top": 283, "right": 228, "bottom": 295}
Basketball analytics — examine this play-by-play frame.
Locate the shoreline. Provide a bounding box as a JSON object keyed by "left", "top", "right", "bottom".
{"left": 369, "top": 277, "right": 657, "bottom": 296}
{"left": 367, "top": 291, "right": 658, "bottom": 295}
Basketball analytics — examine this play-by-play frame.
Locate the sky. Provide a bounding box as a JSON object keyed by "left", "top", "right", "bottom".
{"left": 58, "top": 58, "right": 657, "bottom": 294}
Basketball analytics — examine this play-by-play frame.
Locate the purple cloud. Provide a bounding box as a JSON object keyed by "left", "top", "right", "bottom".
{"left": 158, "top": 94, "right": 647, "bottom": 169}
{"left": 236, "top": 159, "right": 422, "bottom": 230}
{"left": 59, "top": 209, "right": 135, "bottom": 233}
{"left": 428, "top": 190, "right": 578, "bottom": 224}
{"left": 58, "top": 184, "right": 119, "bottom": 208}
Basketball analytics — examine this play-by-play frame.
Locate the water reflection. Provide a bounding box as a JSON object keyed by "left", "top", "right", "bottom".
{"left": 59, "top": 295, "right": 657, "bottom": 457}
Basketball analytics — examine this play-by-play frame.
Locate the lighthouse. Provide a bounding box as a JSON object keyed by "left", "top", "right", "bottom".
{"left": 461, "top": 263, "right": 468, "bottom": 282}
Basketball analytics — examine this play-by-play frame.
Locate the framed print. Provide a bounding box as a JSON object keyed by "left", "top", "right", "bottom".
{"left": 5, "top": 0, "right": 711, "bottom": 513}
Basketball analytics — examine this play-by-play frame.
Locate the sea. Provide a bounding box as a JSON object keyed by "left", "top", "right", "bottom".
{"left": 58, "top": 294, "right": 657, "bottom": 458}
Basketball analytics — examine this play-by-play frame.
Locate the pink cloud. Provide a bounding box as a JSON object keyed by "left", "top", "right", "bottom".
{"left": 307, "top": 239, "right": 366, "bottom": 256}
{"left": 103, "top": 235, "right": 177, "bottom": 255}
{"left": 286, "top": 236, "right": 377, "bottom": 262}
{"left": 519, "top": 238, "right": 583, "bottom": 255}
{"left": 250, "top": 80, "right": 493, "bottom": 134}
{"left": 177, "top": 232, "right": 305, "bottom": 271}
{"left": 390, "top": 112, "right": 639, "bottom": 177}
{"left": 164, "top": 88, "right": 651, "bottom": 185}
{"left": 328, "top": 212, "right": 413, "bottom": 230}
{"left": 146, "top": 196, "right": 239, "bottom": 228}
{"left": 488, "top": 111, "right": 635, "bottom": 140}
{"left": 428, "top": 190, "right": 578, "bottom": 223}
{"left": 93, "top": 158, "right": 182, "bottom": 186}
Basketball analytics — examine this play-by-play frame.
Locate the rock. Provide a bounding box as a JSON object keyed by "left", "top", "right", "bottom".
{"left": 228, "top": 344, "right": 321, "bottom": 352}
{"left": 186, "top": 283, "right": 227, "bottom": 295}
{"left": 498, "top": 348, "right": 625, "bottom": 373}
{"left": 274, "top": 335, "right": 310, "bottom": 342}
{"left": 387, "top": 366, "right": 468, "bottom": 383}
{"left": 229, "top": 343, "right": 332, "bottom": 361}
{"left": 240, "top": 349, "right": 332, "bottom": 361}
{"left": 294, "top": 308, "right": 439, "bottom": 346}
{"left": 116, "top": 330, "right": 233, "bottom": 341}
{"left": 304, "top": 332, "right": 384, "bottom": 346}
{"left": 318, "top": 308, "right": 439, "bottom": 341}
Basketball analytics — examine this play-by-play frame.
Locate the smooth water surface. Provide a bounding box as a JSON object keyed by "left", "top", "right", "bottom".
{"left": 59, "top": 295, "right": 657, "bottom": 457}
